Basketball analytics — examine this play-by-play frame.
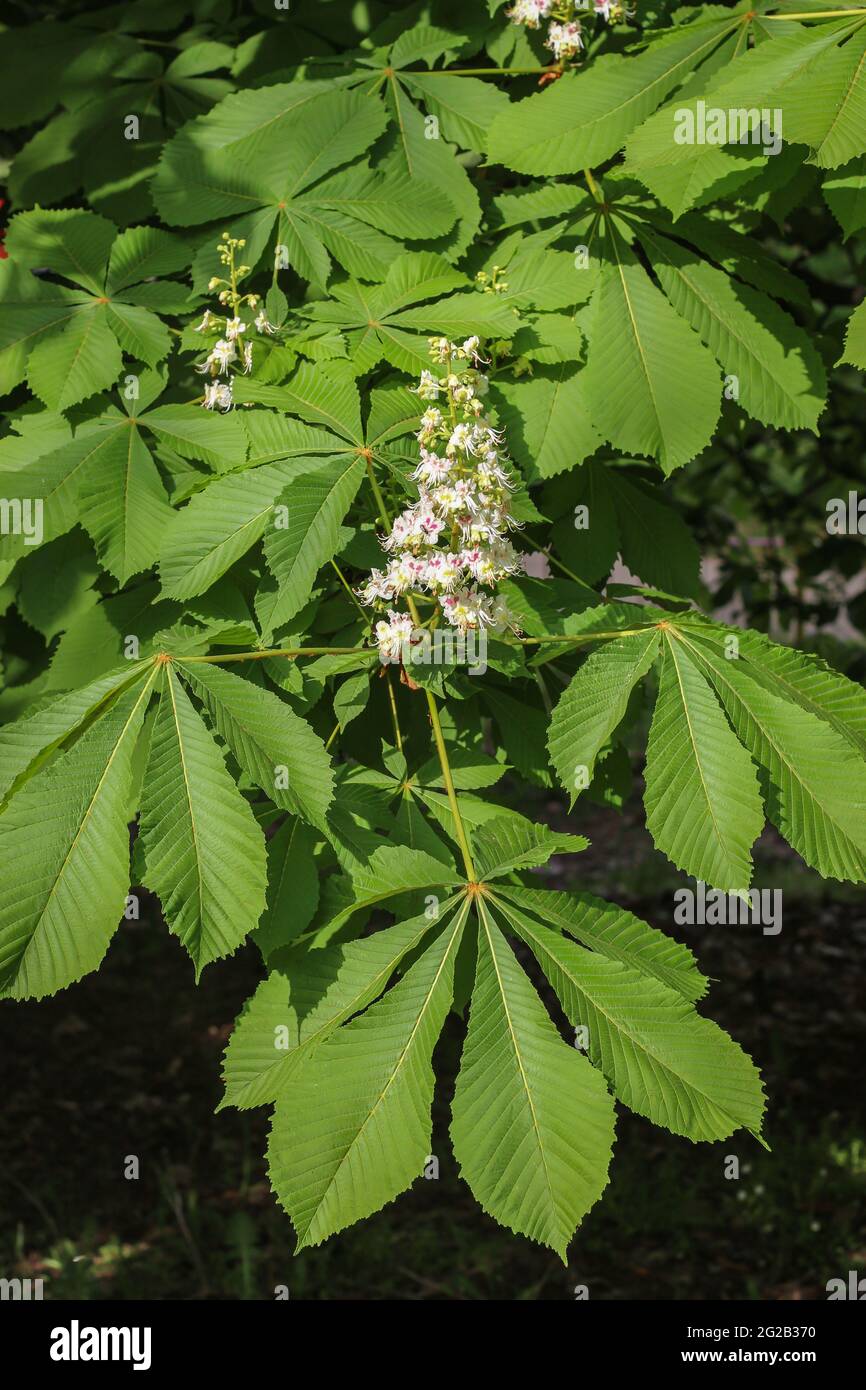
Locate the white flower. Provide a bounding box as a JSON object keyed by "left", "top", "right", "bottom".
{"left": 242, "top": 341, "right": 254, "bottom": 374}
{"left": 194, "top": 310, "right": 215, "bottom": 333}
{"left": 412, "top": 450, "right": 452, "bottom": 486}
{"left": 255, "top": 310, "right": 276, "bottom": 335}
{"left": 203, "top": 380, "right": 234, "bottom": 412}
{"left": 427, "top": 336, "right": 452, "bottom": 364}
{"left": 225, "top": 317, "right": 247, "bottom": 340}
{"left": 545, "top": 20, "right": 584, "bottom": 62}
{"left": 196, "top": 338, "right": 235, "bottom": 375}
{"left": 375, "top": 611, "right": 416, "bottom": 663}
{"left": 415, "top": 370, "right": 441, "bottom": 401}
{"left": 507, "top": 0, "right": 553, "bottom": 29}
{"left": 358, "top": 568, "right": 396, "bottom": 604}
{"left": 447, "top": 423, "right": 474, "bottom": 456}
{"left": 417, "top": 407, "right": 444, "bottom": 445}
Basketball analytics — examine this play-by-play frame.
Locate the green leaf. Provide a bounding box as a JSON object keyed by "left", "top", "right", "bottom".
{"left": 500, "top": 899, "right": 765, "bottom": 1143}
{"left": 143, "top": 405, "right": 248, "bottom": 472}
{"left": 491, "top": 365, "right": 602, "bottom": 481}
{"left": 727, "top": 625, "right": 866, "bottom": 756}
{"left": 841, "top": 298, "right": 866, "bottom": 370}
{"left": 644, "top": 635, "right": 764, "bottom": 891}
{"left": 497, "top": 885, "right": 706, "bottom": 1002}
{"left": 77, "top": 424, "right": 173, "bottom": 583}
{"left": 638, "top": 225, "right": 826, "bottom": 431}
{"left": 257, "top": 455, "right": 366, "bottom": 638}
{"left": 474, "top": 815, "right": 587, "bottom": 879}
{"left": 235, "top": 362, "right": 362, "bottom": 442}
{"left": 0, "top": 673, "right": 155, "bottom": 1000}
{"left": 158, "top": 460, "right": 298, "bottom": 600}
{"left": 253, "top": 817, "right": 320, "bottom": 960}
{"left": 401, "top": 72, "right": 510, "bottom": 150}
{"left": 548, "top": 631, "right": 661, "bottom": 803}
{"left": 5, "top": 208, "right": 116, "bottom": 295}
{"left": 679, "top": 629, "right": 866, "bottom": 884}
{"left": 0, "top": 666, "right": 146, "bottom": 804}
{"left": 180, "top": 661, "right": 334, "bottom": 830}
{"left": 451, "top": 901, "right": 615, "bottom": 1261}
{"left": 314, "top": 843, "right": 462, "bottom": 943}
{"left": 0, "top": 263, "right": 82, "bottom": 397}
{"left": 223, "top": 910, "right": 440, "bottom": 1109}
{"left": 27, "top": 309, "right": 123, "bottom": 412}
{"left": 583, "top": 232, "right": 721, "bottom": 472}
{"left": 139, "top": 667, "right": 268, "bottom": 975}
{"left": 268, "top": 903, "right": 467, "bottom": 1248}
{"left": 486, "top": 15, "right": 739, "bottom": 175}
{"left": 823, "top": 155, "right": 866, "bottom": 237}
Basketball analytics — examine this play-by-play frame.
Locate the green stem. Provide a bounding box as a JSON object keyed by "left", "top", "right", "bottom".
{"left": 425, "top": 687, "right": 476, "bottom": 880}
{"left": 365, "top": 455, "right": 393, "bottom": 530}
{"left": 422, "top": 66, "right": 557, "bottom": 75}
{"left": 514, "top": 627, "right": 658, "bottom": 645}
{"left": 180, "top": 646, "right": 369, "bottom": 664}
{"left": 385, "top": 670, "right": 404, "bottom": 754}
{"left": 330, "top": 558, "right": 369, "bottom": 625}
{"left": 584, "top": 167, "right": 603, "bottom": 204}
{"left": 762, "top": 8, "right": 866, "bottom": 17}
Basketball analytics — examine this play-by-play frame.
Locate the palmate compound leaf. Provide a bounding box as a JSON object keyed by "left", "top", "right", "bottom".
{"left": 152, "top": 84, "right": 456, "bottom": 289}
{"left": 139, "top": 665, "right": 267, "bottom": 976}
{"left": 1, "top": 210, "right": 185, "bottom": 409}
{"left": 643, "top": 633, "right": 765, "bottom": 892}
{"left": 268, "top": 900, "right": 470, "bottom": 1249}
{"left": 301, "top": 251, "right": 517, "bottom": 377}
{"left": 222, "top": 904, "right": 460, "bottom": 1110}
{"left": 582, "top": 228, "right": 721, "bottom": 472}
{"left": 450, "top": 897, "right": 616, "bottom": 1262}
{"left": 0, "top": 669, "right": 157, "bottom": 1000}
{"left": 495, "top": 895, "right": 765, "bottom": 1144}
{"left": 673, "top": 626, "right": 866, "bottom": 884}
{"left": 179, "top": 660, "right": 334, "bottom": 831}
{"left": 548, "top": 615, "right": 866, "bottom": 888}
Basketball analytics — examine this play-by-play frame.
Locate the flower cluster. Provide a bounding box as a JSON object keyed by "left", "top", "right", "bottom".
{"left": 194, "top": 232, "right": 277, "bottom": 410}
{"left": 506, "top": 0, "right": 630, "bottom": 64}
{"left": 361, "top": 338, "right": 525, "bottom": 660}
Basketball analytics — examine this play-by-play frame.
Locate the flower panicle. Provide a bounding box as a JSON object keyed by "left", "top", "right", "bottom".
{"left": 194, "top": 233, "right": 279, "bottom": 410}
{"left": 361, "top": 337, "right": 532, "bottom": 660}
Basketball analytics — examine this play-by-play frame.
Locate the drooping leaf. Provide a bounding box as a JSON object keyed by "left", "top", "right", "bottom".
{"left": 451, "top": 900, "right": 615, "bottom": 1261}
{"left": 139, "top": 666, "right": 268, "bottom": 974}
